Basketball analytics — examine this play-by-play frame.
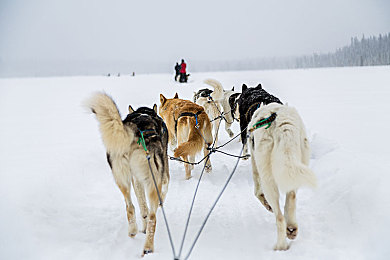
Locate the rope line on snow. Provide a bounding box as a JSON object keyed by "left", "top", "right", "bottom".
{"left": 184, "top": 144, "right": 244, "bottom": 260}
{"left": 177, "top": 111, "right": 224, "bottom": 259}
{"left": 146, "top": 96, "right": 250, "bottom": 259}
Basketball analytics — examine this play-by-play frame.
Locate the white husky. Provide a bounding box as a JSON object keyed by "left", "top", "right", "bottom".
{"left": 203, "top": 79, "right": 239, "bottom": 138}
{"left": 248, "top": 103, "right": 317, "bottom": 250}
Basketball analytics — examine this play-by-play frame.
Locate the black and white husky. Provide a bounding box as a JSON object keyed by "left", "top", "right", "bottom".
{"left": 86, "top": 92, "right": 169, "bottom": 256}
{"left": 194, "top": 79, "right": 240, "bottom": 142}
{"left": 248, "top": 102, "right": 317, "bottom": 250}
{"left": 234, "top": 83, "right": 282, "bottom": 157}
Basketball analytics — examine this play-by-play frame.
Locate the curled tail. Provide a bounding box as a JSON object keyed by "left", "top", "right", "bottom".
{"left": 204, "top": 79, "right": 224, "bottom": 101}
{"left": 174, "top": 118, "right": 204, "bottom": 158}
{"left": 272, "top": 125, "right": 317, "bottom": 193}
{"left": 85, "top": 92, "right": 133, "bottom": 154}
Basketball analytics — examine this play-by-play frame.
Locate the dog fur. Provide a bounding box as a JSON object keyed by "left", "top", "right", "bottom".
{"left": 86, "top": 92, "right": 169, "bottom": 256}
{"left": 235, "top": 83, "right": 283, "bottom": 157}
{"left": 159, "top": 93, "right": 213, "bottom": 179}
{"left": 248, "top": 102, "right": 316, "bottom": 250}
{"left": 193, "top": 86, "right": 222, "bottom": 144}
{"left": 202, "top": 79, "right": 241, "bottom": 138}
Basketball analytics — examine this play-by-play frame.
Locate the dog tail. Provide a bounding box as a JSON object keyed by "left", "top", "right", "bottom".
{"left": 272, "top": 124, "right": 317, "bottom": 193}
{"left": 204, "top": 79, "right": 224, "bottom": 101}
{"left": 174, "top": 119, "right": 204, "bottom": 158}
{"left": 85, "top": 92, "right": 133, "bottom": 155}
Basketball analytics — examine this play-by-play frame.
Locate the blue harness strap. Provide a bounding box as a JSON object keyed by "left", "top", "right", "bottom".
{"left": 175, "top": 110, "right": 203, "bottom": 131}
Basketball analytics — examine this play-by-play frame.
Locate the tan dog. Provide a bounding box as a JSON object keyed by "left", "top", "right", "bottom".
{"left": 159, "top": 93, "right": 213, "bottom": 179}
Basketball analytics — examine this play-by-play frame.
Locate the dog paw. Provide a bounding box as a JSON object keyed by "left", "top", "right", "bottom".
{"left": 241, "top": 154, "right": 250, "bottom": 160}
{"left": 227, "top": 130, "right": 234, "bottom": 138}
{"left": 286, "top": 225, "right": 298, "bottom": 240}
{"left": 140, "top": 216, "right": 147, "bottom": 234}
{"left": 205, "top": 164, "right": 212, "bottom": 173}
{"left": 128, "top": 223, "right": 138, "bottom": 237}
{"left": 274, "top": 241, "right": 289, "bottom": 251}
{"left": 258, "top": 193, "right": 273, "bottom": 212}
{"left": 128, "top": 232, "right": 137, "bottom": 238}
{"left": 185, "top": 175, "right": 192, "bottom": 180}
{"left": 142, "top": 248, "right": 154, "bottom": 256}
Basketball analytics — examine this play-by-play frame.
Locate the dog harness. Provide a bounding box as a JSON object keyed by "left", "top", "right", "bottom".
{"left": 126, "top": 111, "right": 162, "bottom": 154}
{"left": 245, "top": 102, "right": 262, "bottom": 122}
{"left": 249, "top": 112, "right": 277, "bottom": 132}
{"left": 174, "top": 110, "right": 203, "bottom": 132}
{"left": 137, "top": 129, "right": 158, "bottom": 153}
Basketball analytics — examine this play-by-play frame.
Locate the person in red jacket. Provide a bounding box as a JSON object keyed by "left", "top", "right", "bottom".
{"left": 179, "top": 59, "right": 187, "bottom": 82}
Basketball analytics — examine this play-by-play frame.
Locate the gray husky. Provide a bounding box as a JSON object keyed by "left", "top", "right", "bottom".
{"left": 86, "top": 92, "right": 169, "bottom": 256}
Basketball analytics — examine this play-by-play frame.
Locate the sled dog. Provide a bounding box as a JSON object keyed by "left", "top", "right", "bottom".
{"left": 178, "top": 73, "right": 190, "bottom": 83}
{"left": 86, "top": 92, "right": 169, "bottom": 256}
{"left": 193, "top": 86, "right": 222, "bottom": 144}
{"left": 159, "top": 93, "right": 213, "bottom": 179}
{"left": 200, "top": 79, "right": 241, "bottom": 139}
{"left": 234, "top": 83, "right": 282, "bottom": 157}
{"left": 248, "top": 102, "right": 316, "bottom": 250}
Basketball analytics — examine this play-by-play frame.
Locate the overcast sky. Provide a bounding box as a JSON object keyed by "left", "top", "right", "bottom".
{"left": 0, "top": 0, "right": 389, "bottom": 74}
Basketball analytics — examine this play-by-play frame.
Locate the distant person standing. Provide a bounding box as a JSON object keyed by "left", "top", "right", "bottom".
{"left": 179, "top": 59, "right": 187, "bottom": 83}
{"left": 174, "top": 62, "right": 180, "bottom": 81}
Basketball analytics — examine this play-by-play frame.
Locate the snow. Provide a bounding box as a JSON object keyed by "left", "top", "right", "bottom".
{"left": 1, "top": 66, "right": 389, "bottom": 260}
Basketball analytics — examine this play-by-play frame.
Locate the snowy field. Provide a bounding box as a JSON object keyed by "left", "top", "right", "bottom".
{"left": 1, "top": 66, "right": 390, "bottom": 260}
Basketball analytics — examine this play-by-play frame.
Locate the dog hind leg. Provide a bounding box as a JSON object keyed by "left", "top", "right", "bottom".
{"left": 224, "top": 120, "right": 234, "bottom": 138}
{"left": 117, "top": 183, "right": 138, "bottom": 237}
{"left": 222, "top": 103, "right": 234, "bottom": 137}
{"left": 256, "top": 137, "right": 288, "bottom": 250}
{"left": 189, "top": 155, "right": 195, "bottom": 171}
{"left": 132, "top": 178, "right": 149, "bottom": 234}
{"left": 212, "top": 120, "right": 219, "bottom": 145}
{"left": 251, "top": 157, "right": 272, "bottom": 212}
{"left": 183, "top": 155, "right": 192, "bottom": 179}
{"left": 142, "top": 187, "right": 160, "bottom": 256}
{"left": 176, "top": 119, "right": 193, "bottom": 179}
{"left": 203, "top": 120, "right": 213, "bottom": 172}
{"left": 284, "top": 190, "right": 298, "bottom": 240}
{"left": 111, "top": 157, "right": 138, "bottom": 237}
{"left": 168, "top": 129, "right": 177, "bottom": 151}
{"left": 262, "top": 178, "right": 288, "bottom": 250}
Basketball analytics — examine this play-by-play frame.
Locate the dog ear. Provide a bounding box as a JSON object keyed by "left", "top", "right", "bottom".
{"left": 231, "top": 86, "right": 234, "bottom": 91}
{"left": 174, "top": 93, "right": 179, "bottom": 99}
{"left": 160, "top": 94, "right": 167, "bottom": 105}
{"left": 128, "top": 105, "right": 135, "bottom": 113}
{"left": 256, "top": 84, "right": 262, "bottom": 89}
{"left": 242, "top": 84, "right": 247, "bottom": 92}
{"left": 153, "top": 104, "right": 157, "bottom": 113}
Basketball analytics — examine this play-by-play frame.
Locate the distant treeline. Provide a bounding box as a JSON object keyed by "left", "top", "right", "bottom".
{"left": 191, "top": 32, "right": 390, "bottom": 72}
{"left": 295, "top": 33, "right": 390, "bottom": 68}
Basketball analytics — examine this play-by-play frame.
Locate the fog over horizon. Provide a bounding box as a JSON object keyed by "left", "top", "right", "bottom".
{"left": 0, "top": 0, "right": 389, "bottom": 77}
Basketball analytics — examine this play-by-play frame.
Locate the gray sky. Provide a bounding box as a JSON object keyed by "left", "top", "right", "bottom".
{"left": 0, "top": 0, "right": 389, "bottom": 75}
